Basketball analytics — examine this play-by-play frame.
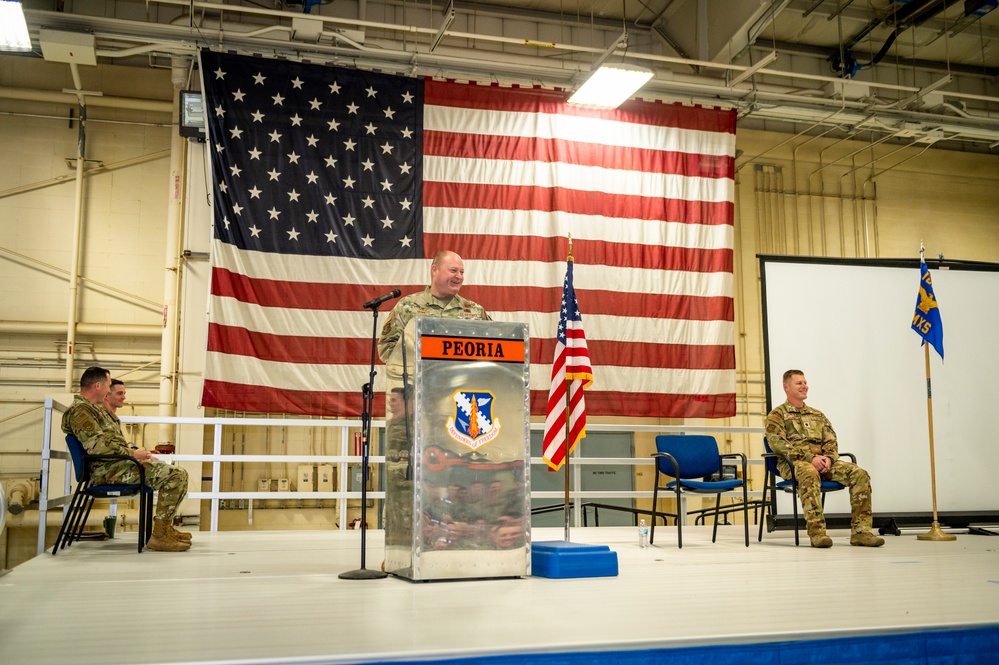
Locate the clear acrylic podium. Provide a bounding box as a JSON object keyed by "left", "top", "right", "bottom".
{"left": 382, "top": 317, "right": 531, "bottom": 581}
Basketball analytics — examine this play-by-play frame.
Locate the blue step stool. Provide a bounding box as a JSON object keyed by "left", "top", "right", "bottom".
{"left": 531, "top": 540, "right": 619, "bottom": 579}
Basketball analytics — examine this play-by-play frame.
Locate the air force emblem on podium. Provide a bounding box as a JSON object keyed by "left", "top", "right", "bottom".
{"left": 446, "top": 390, "right": 501, "bottom": 450}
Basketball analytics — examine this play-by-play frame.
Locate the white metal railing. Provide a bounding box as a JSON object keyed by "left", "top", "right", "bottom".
{"left": 38, "top": 397, "right": 764, "bottom": 554}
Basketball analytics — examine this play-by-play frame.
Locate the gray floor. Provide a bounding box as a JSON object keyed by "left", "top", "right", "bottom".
{"left": 2, "top": 525, "right": 997, "bottom": 665}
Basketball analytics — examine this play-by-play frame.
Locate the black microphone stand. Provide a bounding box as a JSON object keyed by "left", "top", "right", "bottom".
{"left": 339, "top": 302, "right": 388, "bottom": 580}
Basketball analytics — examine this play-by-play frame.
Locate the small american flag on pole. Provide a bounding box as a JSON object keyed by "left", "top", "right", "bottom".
{"left": 542, "top": 254, "right": 593, "bottom": 471}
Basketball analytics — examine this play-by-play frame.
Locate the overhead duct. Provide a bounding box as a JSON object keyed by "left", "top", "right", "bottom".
{"left": 833, "top": 0, "right": 965, "bottom": 78}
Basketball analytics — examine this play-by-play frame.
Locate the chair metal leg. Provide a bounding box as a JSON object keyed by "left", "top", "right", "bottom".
{"left": 137, "top": 490, "right": 153, "bottom": 553}
{"left": 674, "top": 483, "right": 683, "bottom": 549}
{"left": 52, "top": 495, "right": 75, "bottom": 553}
{"left": 56, "top": 496, "right": 79, "bottom": 552}
{"left": 147, "top": 494, "right": 153, "bottom": 542}
{"left": 758, "top": 471, "right": 775, "bottom": 542}
{"left": 64, "top": 494, "right": 94, "bottom": 550}
{"left": 758, "top": 471, "right": 769, "bottom": 542}
{"left": 792, "top": 485, "right": 801, "bottom": 546}
{"left": 52, "top": 487, "right": 86, "bottom": 554}
{"left": 137, "top": 492, "right": 145, "bottom": 553}
{"left": 650, "top": 478, "right": 660, "bottom": 545}
{"left": 75, "top": 494, "right": 98, "bottom": 546}
{"left": 711, "top": 493, "right": 721, "bottom": 543}
{"left": 741, "top": 478, "right": 750, "bottom": 547}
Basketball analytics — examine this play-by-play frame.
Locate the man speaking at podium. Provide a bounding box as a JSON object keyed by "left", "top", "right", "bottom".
{"left": 377, "top": 250, "right": 493, "bottom": 560}
{"left": 377, "top": 250, "right": 491, "bottom": 362}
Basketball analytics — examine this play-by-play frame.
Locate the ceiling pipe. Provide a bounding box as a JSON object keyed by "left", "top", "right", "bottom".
{"left": 151, "top": 58, "right": 188, "bottom": 451}
{"left": 0, "top": 321, "right": 161, "bottom": 336}
{"left": 95, "top": 42, "right": 196, "bottom": 58}
{"left": 63, "top": 101, "right": 86, "bottom": 391}
{"left": 0, "top": 86, "right": 172, "bottom": 113}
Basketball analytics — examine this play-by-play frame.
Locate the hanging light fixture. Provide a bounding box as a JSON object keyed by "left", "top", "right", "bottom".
{"left": 0, "top": 0, "right": 31, "bottom": 52}
{"left": 566, "top": 62, "right": 654, "bottom": 109}
{"left": 566, "top": 26, "right": 652, "bottom": 109}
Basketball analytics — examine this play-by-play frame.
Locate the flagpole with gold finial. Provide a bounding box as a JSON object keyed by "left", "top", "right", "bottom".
{"left": 562, "top": 235, "right": 573, "bottom": 543}
{"left": 916, "top": 241, "right": 955, "bottom": 542}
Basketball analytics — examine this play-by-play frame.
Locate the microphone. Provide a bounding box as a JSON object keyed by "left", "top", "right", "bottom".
{"left": 363, "top": 289, "right": 402, "bottom": 310}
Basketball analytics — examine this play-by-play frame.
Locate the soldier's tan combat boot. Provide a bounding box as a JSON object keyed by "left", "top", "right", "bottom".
{"left": 809, "top": 532, "right": 833, "bottom": 548}
{"left": 850, "top": 531, "right": 885, "bottom": 547}
{"left": 147, "top": 519, "right": 191, "bottom": 552}
{"left": 168, "top": 524, "right": 193, "bottom": 542}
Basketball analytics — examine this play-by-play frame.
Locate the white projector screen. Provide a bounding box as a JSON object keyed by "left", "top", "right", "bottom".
{"left": 760, "top": 256, "right": 999, "bottom": 520}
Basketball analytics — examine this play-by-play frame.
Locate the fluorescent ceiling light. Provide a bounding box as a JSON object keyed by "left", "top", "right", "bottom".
{"left": 567, "top": 63, "right": 654, "bottom": 109}
{"left": 728, "top": 50, "right": 778, "bottom": 88}
{"left": 896, "top": 74, "right": 953, "bottom": 109}
{"left": 0, "top": 1, "right": 31, "bottom": 52}
{"left": 430, "top": 0, "right": 456, "bottom": 52}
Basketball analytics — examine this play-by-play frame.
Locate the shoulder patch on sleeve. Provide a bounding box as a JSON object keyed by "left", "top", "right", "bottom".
{"left": 71, "top": 411, "right": 97, "bottom": 433}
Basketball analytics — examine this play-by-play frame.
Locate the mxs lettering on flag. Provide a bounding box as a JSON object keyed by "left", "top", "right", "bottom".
{"left": 199, "top": 49, "right": 736, "bottom": 419}
{"left": 912, "top": 261, "right": 944, "bottom": 360}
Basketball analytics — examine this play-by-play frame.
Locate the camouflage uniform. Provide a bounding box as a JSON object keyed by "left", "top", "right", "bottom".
{"left": 765, "top": 401, "right": 874, "bottom": 536}
{"left": 377, "top": 287, "right": 490, "bottom": 363}
{"left": 61, "top": 395, "right": 188, "bottom": 522}
{"left": 107, "top": 408, "right": 122, "bottom": 435}
{"left": 379, "top": 287, "right": 489, "bottom": 553}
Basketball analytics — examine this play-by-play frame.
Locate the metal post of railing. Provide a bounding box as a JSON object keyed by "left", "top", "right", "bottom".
{"left": 37, "top": 398, "right": 54, "bottom": 555}
{"left": 339, "top": 426, "right": 349, "bottom": 529}
{"left": 210, "top": 422, "right": 223, "bottom": 532}
{"left": 572, "top": 446, "right": 582, "bottom": 528}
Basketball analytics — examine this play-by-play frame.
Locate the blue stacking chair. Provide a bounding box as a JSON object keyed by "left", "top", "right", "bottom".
{"left": 758, "top": 437, "right": 855, "bottom": 546}
{"left": 650, "top": 435, "right": 749, "bottom": 548}
{"left": 52, "top": 434, "right": 153, "bottom": 554}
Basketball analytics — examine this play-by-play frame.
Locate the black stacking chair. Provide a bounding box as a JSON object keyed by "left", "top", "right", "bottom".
{"left": 53, "top": 434, "right": 153, "bottom": 554}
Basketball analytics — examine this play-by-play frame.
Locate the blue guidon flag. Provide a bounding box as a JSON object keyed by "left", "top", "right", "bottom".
{"left": 446, "top": 390, "right": 501, "bottom": 450}
{"left": 912, "top": 260, "right": 944, "bottom": 360}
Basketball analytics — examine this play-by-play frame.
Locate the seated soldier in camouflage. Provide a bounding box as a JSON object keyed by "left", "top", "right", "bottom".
{"left": 62, "top": 366, "right": 191, "bottom": 552}
{"left": 377, "top": 250, "right": 490, "bottom": 363}
{"left": 765, "top": 369, "right": 885, "bottom": 548}
{"left": 103, "top": 377, "right": 193, "bottom": 546}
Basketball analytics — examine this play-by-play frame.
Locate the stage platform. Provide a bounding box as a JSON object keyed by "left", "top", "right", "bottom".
{"left": 2, "top": 526, "right": 997, "bottom": 665}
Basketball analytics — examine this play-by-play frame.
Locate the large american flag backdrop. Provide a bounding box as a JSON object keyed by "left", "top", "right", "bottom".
{"left": 199, "top": 49, "right": 736, "bottom": 419}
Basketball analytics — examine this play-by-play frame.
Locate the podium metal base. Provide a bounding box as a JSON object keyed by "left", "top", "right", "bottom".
{"left": 916, "top": 521, "right": 957, "bottom": 542}
{"left": 338, "top": 567, "right": 388, "bottom": 580}
{"left": 531, "top": 540, "right": 618, "bottom": 579}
